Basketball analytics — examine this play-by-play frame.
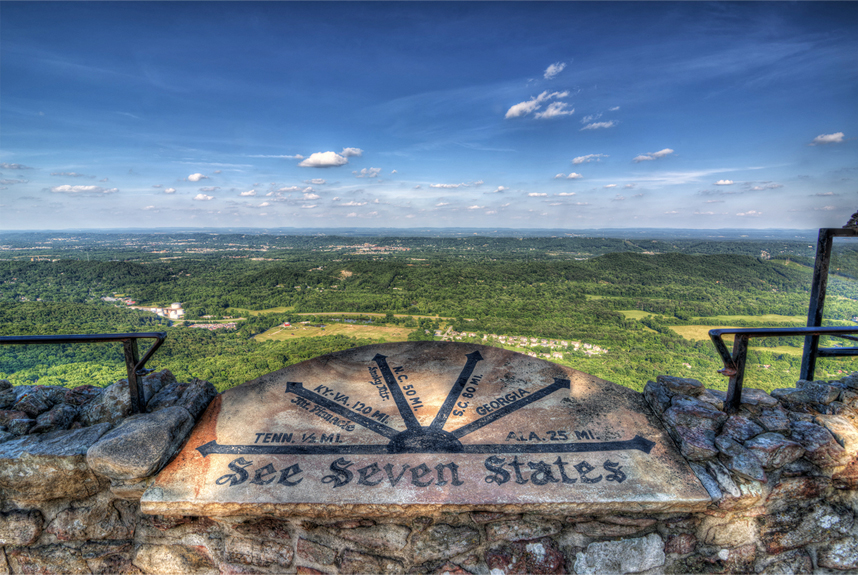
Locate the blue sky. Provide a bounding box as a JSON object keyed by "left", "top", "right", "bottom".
{"left": 1, "top": 1, "right": 856, "bottom": 231}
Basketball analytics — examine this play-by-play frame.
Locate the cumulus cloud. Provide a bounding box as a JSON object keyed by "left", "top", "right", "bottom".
{"left": 473, "top": 180, "right": 484, "bottom": 186}
{"left": 342, "top": 200, "right": 367, "bottom": 206}
{"left": 544, "top": 62, "right": 566, "bottom": 79}
{"left": 50, "top": 185, "right": 117, "bottom": 194}
{"left": 299, "top": 152, "right": 348, "bottom": 168}
{"left": 430, "top": 183, "right": 467, "bottom": 189}
{"left": 240, "top": 190, "right": 256, "bottom": 196}
{"left": 258, "top": 202, "right": 270, "bottom": 207}
{"left": 633, "top": 148, "right": 674, "bottom": 162}
{"left": 604, "top": 184, "right": 617, "bottom": 189}
{"left": 0, "top": 163, "right": 32, "bottom": 170}
{"left": 528, "top": 193, "right": 548, "bottom": 197}
{"left": 505, "top": 90, "right": 569, "bottom": 119}
{"left": 187, "top": 173, "right": 208, "bottom": 182}
{"left": 341, "top": 147, "right": 363, "bottom": 157}
{"left": 306, "top": 179, "right": 326, "bottom": 185}
{"left": 164, "top": 188, "right": 176, "bottom": 194}
{"left": 277, "top": 186, "right": 300, "bottom": 193}
{"left": 581, "top": 121, "right": 616, "bottom": 130}
{"left": 391, "top": 170, "right": 397, "bottom": 174}
{"left": 353, "top": 167, "right": 382, "bottom": 178}
{"left": 198, "top": 187, "right": 220, "bottom": 192}
{"left": 810, "top": 132, "right": 845, "bottom": 145}
{"left": 557, "top": 192, "right": 576, "bottom": 196}
{"left": 714, "top": 179, "right": 734, "bottom": 185}
{"left": 572, "top": 154, "right": 607, "bottom": 164}
{"left": 304, "top": 193, "right": 321, "bottom": 200}
{"left": 814, "top": 192, "right": 837, "bottom": 196}
{"left": 193, "top": 193, "right": 215, "bottom": 201}
{"left": 535, "top": 101, "right": 574, "bottom": 119}
{"left": 485, "top": 186, "right": 507, "bottom": 194}
{"left": 554, "top": 174, "right": 566, "bottom": 179}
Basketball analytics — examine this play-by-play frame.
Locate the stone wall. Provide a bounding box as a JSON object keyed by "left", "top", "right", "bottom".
{"left": 2, "top": 370, "right": 858, "bottom": 574}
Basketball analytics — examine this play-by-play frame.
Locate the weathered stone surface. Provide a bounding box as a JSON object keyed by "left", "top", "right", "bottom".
{"left": 765, "top": 476, "right": 831, "bottom": 511}
{"left": 46, "top": 501, "right": 133, "bottom": 541}
{"left": 745, "top": 432, "right": 805, "bottom": 470}
{"left": 0, "top": 510, "right": 43, "bottom": 545}
{"left": 665, "top": 396, "right": 728, "bottom": 431}
{"left": 87, "top": 405, "right": 194, "bottom": 480}
{"left": 412, "top": 524, "right": 480, "bottom": 563}
{"left": 754, "top": 549, "right": 813, "bottom": 575}
{"left": 671, "top": 425, "right": 719, "bottom": 461}
{"left": 814, "top": 414, "right": 858, "bottom": 453}
{"left": 573, "top": 520, "right": 647, "bottom": 537}
{"left": 600, "top": 514, "right": 656, "bottom": 528}
{"left": 705, "top": 459, "right": 741, "bottom": 498}
{"left": 63, "top": 385, "right": 103, "bottom": 407}
{"left": 697, "top": 515, "right": 757, "bottom": 547}
{"left": 817, "top": 537, "right": 858, "bottom": 570}
{"left": 758, "top": 406, "right": 791, "bottom": 433}
{"left": 6, "top": 545, "right": 90, "bottom": 575}
{"left": 471, "top": 512, "right": 520, "bottom": 524}
{"left": 147, "top": 377, "right": 217, "bottom": 420}
{"left": 486, "top": 537, "right": 564, "bottom": 575}
{"left": 697, "top": 389, "right": 726, "bottom": 412}
{"left": 226, "top": 536, "right": 294, "bottom": 567}
{"left": 0, "top": 388, "right": 16, "bottom": 410}
{"left": 79, "top": 380, "right": 134, "bottom": 427}
{"left": 772, "top": 383, "right": 840, "bottom": 408}
{"left": 485, "top": 517, "right": 562, "bottom": 542}
{"left": 0, "top": 409, "right": 31, "bottom": 428}
{"left": 688, "top": 462, "right": 722, "bottom": 501}
{"left": 431, "top": 561, "right": 471, "bottom": 575}
{"left": 643, "top": 380, "right": 671, "bottom": 416}
{"left": 716, "top": 435, "right": 767, "bottom": 482}
{"left": 338, "top": 523, "right": 411, "bottom": 553}
{"left": 0, "top": 548, "right": 8, "bottom": 575}
{"left": 144, "top": 343, "right": 710, "bottom": 517}
{"left": 790, "top": 420, "right": 848, "bottom": 467}
{"left": 82, "top": 540, "right": 142, "bottom": 575}
{"left": 297, "top": 538, "right": 336, "bottom": 565}
{"left": 0, "top": 423, "right": 110, "bottom": 500}
{"left": 761, "top": 504, "right": 854, "bottom": 553}
{"left": 12, "top": 389, "right": 53, "bottom": 418}
{"left": 739, "top": 387, "right": 779, "bottom": 408}
{"left": 664, "top": 533, "right": 696, "bottom": 555}
{"left": 0, "top": 430, "right": 13, "bottom": 443}
{"left": 574, "top": 533, "right": 664, "bottom": 575}
{"left": 133, "top": 544, "right": 216, "bottom": 574}
{"left": 338, "top": 550, "right": 402, "bottom": 575}
{"left": 235, "top": 517, "right": 291, "bottom": 539}
{"left": 0, "top": 379, "right": 10, "bottom": 391}
{"left": 6, "top": 417, "right": 35, "bottom": 435}
{"left": 796, "top": 380, "right": 843, "bottom": 404}
{"left": 30, "top": 403, "right": 77, "bottom": 434}
{"left": 721, "top": 415, "right": 764, "bottom": 443}
{"left": 657, "top": 375, "right": 704, "bottom": 396}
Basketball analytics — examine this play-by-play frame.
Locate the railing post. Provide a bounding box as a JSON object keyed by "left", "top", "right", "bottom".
{"left": 801, "top": 228, "right": 834, "bottom": 381}
{"left": 725, "top": 334, "right": 749, "bottom": 414}
{"left": 123, "top": 338, "right": 145, "bottom": 414}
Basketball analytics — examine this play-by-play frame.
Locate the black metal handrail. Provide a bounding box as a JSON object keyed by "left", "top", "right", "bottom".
{"left": 0, "top": 332, "right": 167, "bottom": 414}
{"left": 709, "top": 326, "right": 858, "bottom": 413}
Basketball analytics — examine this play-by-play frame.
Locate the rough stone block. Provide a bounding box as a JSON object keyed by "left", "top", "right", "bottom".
{"left": 643, "top": 381, "right": 671, "bottom": 416}
{"left": 656, "top": 375, "right": 704, "bottom": 396}
{"left": 486, "top": 537, "right": 565, "bottom": 575}
{"left": 226, "top": 536, "right": 293, "bottom": 568}
{"left": 79, "top": 380, "right": 134, "bottom": 427}
{"left": 412, "top": 524, "right": 480, "bottom": 563}
{"left": 574, "top": 533, "right": 664, "bottom": 575}
{"left": 0, "top": 510, "right": 43, "bottom": 545}
{"left": 706, "top": 459, "right": 741, "bottom": 498}
{"left": 745, "top": 432, "right": 805, "bottom": 470}
{"left": 87, "top": 405, "right": 194, "bottom": 480}
{"left": 757, "top": 406, "right": 791, "bottom": 433}
{"left": 688, "top": 462, "right": 722, "bottom": 501}
{"left": 485, "top": 517, "right": 562, "bottom": 542}
{"left": 672, "top": 425, "right": 719, "bottom": 461}
{"left": 12, "top": 389, "right": 53, "bottom": 418}
{"left": 0, "top": 423, "right": 110, "bottom": 500}
{"left": 664, "top": 533, "right": 696, "bottom": 555}
{"left": 30, "top": 404, "right": 78, "bottom": 434}
{"left": 697, "top": 388, "right": 726, "bottom": 411}
{"left": 6, "top": 545, "right": 90, "bottom": 575}
{"left": 133, "top": 544, "right": 217, "bottom": 574}
{"left": 765, "top": 476, "right": 831, "bottom": 512}
{"left": 754, "top": 549, "right": 812, "bottom": 575}
{"left": 815, "top": 414, "right": 858, "bottom": 453}
{"left": 471, "top": 512, "right": 520, "bottom": 524}
{"left": 573, "top": 521, "right": 647, "bottom": 537}
{"left": 338, "top": 523, "right": 411, "bottom": 553}
{"left": 665, "top": 396, "right": 728, "bottom": 431}
{"left": 761, "top": 504, "right": 854, "bottom": 554}
{"left": 297, "top": 538, "right": 336, "bottom": 566}
{"left": 697, "top": 515, "right": 757, "bottom": 547}
{"left": 0, "top": 410, "right": 31, "bottom": 428}
{"left": 716, "top": 435, "right": 767, "bottom": 482}
{"left": 0, "top": 430, "right": 13, "bottom": 444}
{"left": 739, "top": 387, "right": 779, "bottom": 408}
{"left": 46, "top": 501, "right": 133, "bottom": 541}
{"left": 81, "top": 540, "right": 141, "bottom": 575}
{"left": 796, "top": 380, "right": 843, "bottom": 404}
{"left": 790, "top": 420, "right": 849, "bottom": 468}
{"left": 63, "top": 385, "right": 103, "bottom": 407}
{"left": 817, "top": 537, "right": 858, "bottom": 570}
{"left": 720, "top": 415, "right": 764, "bottom": 443}
{"left": 147, "top": 377, "right": 217, "bottom": 420}
{"left": 337, "top": 549, "right": 401, "bottom": 575}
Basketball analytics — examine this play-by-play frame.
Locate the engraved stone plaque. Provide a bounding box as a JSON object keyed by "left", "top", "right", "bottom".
{"left": 142, "top": 342, "right": 711, "bottom": 516}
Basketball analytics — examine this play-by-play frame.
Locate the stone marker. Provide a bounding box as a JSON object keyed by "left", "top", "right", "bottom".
{"left": 142, "top": 342, "right": 710, "bottom": 517}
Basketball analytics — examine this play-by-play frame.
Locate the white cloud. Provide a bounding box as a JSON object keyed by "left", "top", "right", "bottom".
{"left": 343, "top": 201, "right": 367, "bottom": 206}
{"left": 472, "top": 180, "right": 484, "bottom": 186}
{"left": 581, "top": 121, "right": 616, "bottom": 130}
{"left": 714, "top": 179, "right": 734, "bottom": 185}
{"left": 486, "top": 186, "right": 507, "bottom": 194}
{"left": 567, "top": 173, "right": 583, "bottom": 179}
{"left": 544, "top": 62, "right": 566, "bottom": 80}
{"left": 557, "top": 192, "right": 576, "bottom": 196}
{"left": 604, "top": 184, "right": 617, "bottom": 189}
{"left": 624, "top": 184, "right": 635, "bottom": 189}
{"left": 1, "top": 179, "right": 28, "bottom": 185}
{"left": 430, "top": 183, "right": 466, "bottom": 189}
{"left": 528, "top": 192, "right": 548, "bottom": 197}
{"left": 665, "top": 210, "right": 679, "bottom": 214}
{"left": 581, "top": 114, "right": 601, "bottom": 124}
{"left": 750, "top": 183, "right": 783, "bottom": 191}
{"left": 240, "top": 190, "right": 256, "bottom": 196}
{"left": 193, "top": 193, "right": 214, "bottom": 201}
{"left": 51, "top": 172, "right": 92, "bottom": 178}
{"left": 50, "top": 185, "right": 117, "bottom": 194}
{"left": 143, "top": 205, "right": 156, "bottom": 210}
{"left": 814, "top": 192, "right": 837, "bottom": 197}
{"left": 535, "top": 101, "right": 574, "bottom": 119}
{"left": 298, "top": 152, "right": 348, "bottom": 168}
{"left": 304, "top": 193, "right": 321, "bottom": 200}
{"left": 152, "top": 184, "right": 162, "bottom": 188}
{"left": 436, "top": 202, "right": 450, "bottom": 207}
{"left": 815, "top": 205, "right": 837, "bottom": 211}
{"left": 307, "top": 179, "right": 327, "bottom": 185}
{"left": 214, "top": 170, "right": 222, "bottom": 174}
{"left": 391, "top": 170, "right": 397, "bottom": 174}
{"left": 572, "top": 154, "right": 607, "bottom": 165}
{"left": 353, "top": 167, "right": 382, "bottom": 178}
{"left": 467, "top": 205, "right": 483, "bottom": 210}
{"left": 347, "top": 212, "right": 358, "bottom": 217}
{"left": 277, "top": 186, "right": 300, "bottom": 193}
{"left": 301, "top": 204, "right": 317, "bottom": 209}
{"left": 198, "top": 186, "right": 220, "bottom": 192}
{"left": 187, "top": 173, "right": 208, "bottom": 182}
{"left": 612, "top": 195, "right": 626, "bottom": 201}
{"left": 1, "top": 163, "right": 31, "bottom": 169}
{"left": 248, "top": 154, "right": 304, "bottom": 159}
{"left": 259, "top": 202, "right": 270, "bottom": 207}
{"left": 810, "top": 132, "right": 845, "bottom": 145}
{"left": 609, "top": 106, "right": 620, "bottom": 111}
{"left": 737, "top": 210, "right": 762, "bottom": 216}
{"left": 164, "top": 188, "right": 176, "bottom": 194}
{"left": 413, "top": 185, "right": 422, "bottom": 189}
{"left": 554, "top": 173, "right": 566, "bottom": 179}
{"left": 633, "top": 148, "right": 674, "bottom": 162}
{"left": 505, "top": 90, "right": 569, "bottom": 119}
{"left": 100, "top": 178, "right": 109, "bottom": 182}
{"left": 341, "top": 147, "right": 363, "bottom": 157}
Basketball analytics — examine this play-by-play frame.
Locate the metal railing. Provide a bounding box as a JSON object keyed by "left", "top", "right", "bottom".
{"left": 0, "top": 332, "right": 167, "bottom": 414}
{"left": 709, "top": 326, "right": 858, "bottom": 413}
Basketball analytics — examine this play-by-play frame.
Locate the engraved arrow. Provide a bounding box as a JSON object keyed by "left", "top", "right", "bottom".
{"left": 450, "top": 377, "right": 571, "bottom": 439}
{"left": 285, "top": 381, "right": 400, "bottom": 440}
{"left": 373, "top": 353, "right": 421, "bottom": 431}
{"left": 428, "top": 350, "right": 483, "bottom": 432}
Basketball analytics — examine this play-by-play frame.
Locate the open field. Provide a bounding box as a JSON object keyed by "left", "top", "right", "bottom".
{"left": 618, "top": 310, "right": 656, "bottom": 320}
{"left": 254, "top": 322, "right": 416, "bottom": 342}
{"left": 233, "top": 307, "right": 453, "bottom": 320}
{"left": 696, "top": 313, "right": 806, "bottom": 323}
